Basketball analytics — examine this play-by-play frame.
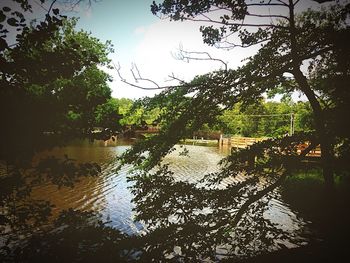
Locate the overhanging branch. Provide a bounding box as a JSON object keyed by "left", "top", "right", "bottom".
{"left": 173, "top": 44, "right": 228, "bottom": 71}
{"left": 113, "top": 62, "right": 184, "bottom": 91}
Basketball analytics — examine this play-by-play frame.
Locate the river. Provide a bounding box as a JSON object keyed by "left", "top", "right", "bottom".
{"left": 31, "top": 139, "right": 308, "bottom": 247}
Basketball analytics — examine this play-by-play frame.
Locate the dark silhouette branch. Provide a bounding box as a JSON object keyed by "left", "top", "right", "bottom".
{"left": 212, "top": 139, "right": 319, "bottom": 232}
{"left": 246, "top": 13, "right": 289, "bottom": 21}
{"left": 186, "top": 17, "right": 288, "bottom": 29}
{"left": 71, "top": 0, "right": 101, "bottom": 11}
{"left": 33, "top": 0, "right": 49, "bottom": 12}
{"left": 215, "top": 37, "right": 271, "bottom": 49}
{"left": 47, "top": 0, "right": 58, "bottom": 15}
{"left": 230, "top": 168, "right": 287, "bottom": 230}
{"left": 246, "top": 3, "right": 289, "bottom": 7}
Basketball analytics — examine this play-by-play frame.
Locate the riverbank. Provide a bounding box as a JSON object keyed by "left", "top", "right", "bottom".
{"left": 180, "top": 138, "right": 218, "bottom": 146}
{"left": 236, "top": 170, "right": 350, "bottom": 262}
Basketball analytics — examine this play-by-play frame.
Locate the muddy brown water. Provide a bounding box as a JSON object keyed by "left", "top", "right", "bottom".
{"left": 31, "top": 139, "right": 308, "bottom": 246}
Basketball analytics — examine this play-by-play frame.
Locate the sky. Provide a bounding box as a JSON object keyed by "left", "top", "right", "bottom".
{"left": 4, "top": 0, "right": 326, "bottom": 99}
{"left": 71, "top": 0, "right": 258, "bottom": 99}
{"left": 69, "top": 0, "right": 325, "bottom": 100}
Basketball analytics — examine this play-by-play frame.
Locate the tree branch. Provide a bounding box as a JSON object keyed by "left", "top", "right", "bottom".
{"left": 245, "top": 13, "right": 289, "bottom": 21}
{"left": 47, "top": 0, "right": 58, "bottom": 15}
{"left": 211, "top": 137, "right": 319, "bottom": 231}
{"left": 215, "top": 37, "right": 271, "bottom": 50}
{"left": 229, "top": 167, "right": 287, "bottom": 229}
{"left": 113, "top": 62, "right": 180, "bottom": 91}
{"left": 33, "top": 0, "right": 49, "bottom": 12}
{"left": 246, "top": 3, "right": 289, "bottom": 7}
{"left": 173, "top": 44, "right": 228, "bottom": 71}
{"left": 184, "top": 17, "right": 289, "bottom": 29}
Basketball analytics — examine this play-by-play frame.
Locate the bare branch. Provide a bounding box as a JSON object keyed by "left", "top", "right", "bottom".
{"left": 173, "top": 44, "right": 228, "bottom": 71}
{"left": 70, "top": 0, "right": 101, "bottom": 11}
{"left": 113, "top": 62, "right": 181, "bottom": 91}
{"left": 245, "top": 13, "right": 289, "bottom": 21}
{"left": 215, "top": 37, "right": 271, "bottom": 50}
{"left": 293, "top": 0, "right": 301, "bottom": 7}
{"left": 55, "top": 0, "right": 99, "bottom": 12}
{"left": 246, "top": 3, "right": 289, "bottom": 7}
{"left": 131, "top": 63, "right": 163, "bottom": 88}
{"left": 185, "top": 17, "right": 289, "bottom": 29}
{"left": 166, "top": 73, "right": 188, "bottom": 85}
{"left": 47, "top": 0, "right": 58, "bottom": 15}
{"left": 276, "top": 0, "right": 290, "bottom": 6}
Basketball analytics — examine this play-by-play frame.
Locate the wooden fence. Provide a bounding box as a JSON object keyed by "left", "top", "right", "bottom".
{"left": 230, "top": 136, "right": 266, "bottom": 148}
{"left": 224, "top": 136, "right": 321, "bottom": 157}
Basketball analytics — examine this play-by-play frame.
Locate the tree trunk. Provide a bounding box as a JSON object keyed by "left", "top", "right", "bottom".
{"left": 293, "top": 68, "right": 334, "bottom": 191}
{"left": 288, "top": 0, "right": 334, "bottom": 191}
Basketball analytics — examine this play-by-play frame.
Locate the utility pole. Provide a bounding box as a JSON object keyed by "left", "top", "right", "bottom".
{"left": 290, "top": 112, "right": 295, "bottom": 136}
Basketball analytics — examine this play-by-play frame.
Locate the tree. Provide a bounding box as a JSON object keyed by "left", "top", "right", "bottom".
{"left": 114, "top": 98, "right": 161, "bottom": 128}
{"left": 0, "top": 1, "right": 126, "bottom": 260}
{"left": 94, "top": 98, "right": 123, "bottom": 139}
{"left": 117, "top": 0, "right": 350, "bottom": 260}
{"left": 217, "top": 99, "right": 313, "bottom": 137}
{"left": 148, "top": 0, "right": 350, "bottom": 189}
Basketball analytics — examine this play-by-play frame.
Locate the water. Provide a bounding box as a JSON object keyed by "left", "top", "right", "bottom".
{"left": 31, "top": 140, "right": 307, "bottom": 242}
{"left": 32, "top": 139, "right": 142, "bottom": 234}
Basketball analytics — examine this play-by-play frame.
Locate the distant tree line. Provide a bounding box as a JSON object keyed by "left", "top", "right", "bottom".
{"left": 98, "top": 97, "right": 313, "bottom": 139}
{"left": 215, "top": 98, "right": 313, "bottom": 137}
{"left": 0, "top": 1, "right": 130, "bottom": 261}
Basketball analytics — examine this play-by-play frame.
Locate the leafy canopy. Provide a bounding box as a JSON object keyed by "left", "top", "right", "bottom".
{"left": 118, "top": 1, "right": 350, "bottom": 260}
{"left": 0, "top": 2, "right": 126, "bottom": 260}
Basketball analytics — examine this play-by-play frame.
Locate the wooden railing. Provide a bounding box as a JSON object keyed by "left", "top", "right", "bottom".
{"left": 229, "top": 137, "right": 321, "bottom": 157}
{"left": 230, "top": 136, "right": 266, "bottom": 148}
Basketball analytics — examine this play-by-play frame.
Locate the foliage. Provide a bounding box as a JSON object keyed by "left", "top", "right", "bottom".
{"left": 127, "top": 133, "right": 317, "bottom": 261}
{"left": 117, "top": 98, "right": 161, "bottom": 127}
{"left": 94, "top": 98, "right": 123, "bottom": 135}
{"left": 0, "top": 1, "right": 124, "bottom": 260}
{"left": 118, "top": 0, "right": 350, "bottom": 261}
{"left": 1, "top": 13, "right": 114, "bottom": 160}
{"left": 2, "top": 209, "right": 134, "bottom": 262}
{"left": 217, "top": 99, "right": 314, "bottom": 137}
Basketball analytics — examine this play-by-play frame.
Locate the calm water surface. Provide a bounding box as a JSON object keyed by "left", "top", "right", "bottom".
{"left": 32, "top": 139, "right": 307, "bottom": 244}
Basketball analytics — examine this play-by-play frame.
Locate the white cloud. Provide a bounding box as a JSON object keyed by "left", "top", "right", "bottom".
{"left": 133, "top": 26, "right": 147, "bottom": 35}
{"left": 109, "top": 19, "right": 258, "bottom": 99}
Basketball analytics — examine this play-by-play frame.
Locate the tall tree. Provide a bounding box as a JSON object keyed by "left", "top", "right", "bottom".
{"left": 0, "top": 1, "right": 125, "bottom": 260}
{"left": 117, "top": 0, "right": 350, "bottom": 260}
{"left": 148, "top": 0, "right": 349, "bottom": 187}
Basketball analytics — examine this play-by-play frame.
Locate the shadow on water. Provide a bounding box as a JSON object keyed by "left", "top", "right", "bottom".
{"left": 11, "top": 140, "right": 329, "bottom": 262}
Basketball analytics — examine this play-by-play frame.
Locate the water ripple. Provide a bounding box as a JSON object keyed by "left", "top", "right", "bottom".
{"left": 31, "top": 141, "right": 307, "bottom": 239}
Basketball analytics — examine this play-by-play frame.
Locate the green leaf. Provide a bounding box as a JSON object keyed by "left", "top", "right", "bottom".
{"left": 52, "top": 8, "right": 59, "bottom": 15}
{"left": 3, "top": 6, "right": 11, "bottom": 12}
{"left": 0, "top": 11, "right": 5, "bottom": 23}
{"left": 7, "top": 17, "right": 18, "bottom": 26}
